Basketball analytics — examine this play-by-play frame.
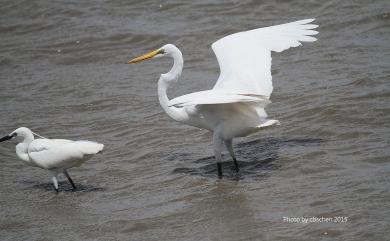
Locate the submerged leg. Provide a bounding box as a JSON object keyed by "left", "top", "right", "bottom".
{"left": 217, "top": 162, "right": 222, "bottom": 178}
{"left": 52, "top": 174, "right": 59, "bottom": 192}
{"left": 213, "top": 131, "right": 223, "bottom": 178}
{"left": 64, "top": 170, "right": 76, "bottom": 190}
{"left": 225, "top": 139, "right": 239, "bottom": 172}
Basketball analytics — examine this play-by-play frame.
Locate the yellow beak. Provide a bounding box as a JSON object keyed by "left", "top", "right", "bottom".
{"left": 128, "top": 49, "right": 163, "bottom": 64}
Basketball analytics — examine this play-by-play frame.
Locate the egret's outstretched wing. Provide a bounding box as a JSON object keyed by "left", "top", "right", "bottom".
{"left": 28, "top": 139, "right": 104, "bottom": 169}
{"left": 212, "top": 19, "right": 318, "bottom": 97}
{"left": 168, "top": 90, "right": 269, "bottom": 107}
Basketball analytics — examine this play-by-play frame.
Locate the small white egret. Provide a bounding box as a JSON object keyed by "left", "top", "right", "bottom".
{"left": 0, "top": 127, "right": 104, "bottom": 191}
{"left": 128, "top": 19, "right": 318, "bottom": 177}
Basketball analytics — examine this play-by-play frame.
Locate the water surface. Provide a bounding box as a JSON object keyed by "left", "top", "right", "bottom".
{"left": 0, "top": 0, "right": 389, "bottom": 240}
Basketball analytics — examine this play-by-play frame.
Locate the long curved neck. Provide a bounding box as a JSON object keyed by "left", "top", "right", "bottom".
{"left": 158, "top": 49, "right": 188, "bottom": 122}
{"left": 15, "top": 129, "right": 34, "bottom": 163}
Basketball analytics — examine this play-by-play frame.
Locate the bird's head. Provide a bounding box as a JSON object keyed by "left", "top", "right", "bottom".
{"left": 0, "top": 127, "right": 32, "bottom": 142}
{"left": 128, "top": 44, "right": 179, "bottom": 64}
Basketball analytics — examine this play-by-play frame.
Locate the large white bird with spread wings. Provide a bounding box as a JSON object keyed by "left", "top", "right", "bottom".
{"left": 0, "top": 127, "right": 104, "bottom": 191}
{"left": 128, "top": 19, "right": 318, "bottom": 177}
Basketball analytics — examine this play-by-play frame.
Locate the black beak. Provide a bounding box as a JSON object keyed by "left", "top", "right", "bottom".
{"left": 0, "top": 133, "right": 16, "bottom": 142}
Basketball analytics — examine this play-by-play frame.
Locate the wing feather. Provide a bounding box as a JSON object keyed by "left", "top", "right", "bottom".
{"left": 211, "top": 19, "right": 318, "bottom": 97}
{"left": 28, "top": 139, "right": 103, "bottom": 169}
{"left": 168, "top": 90, "right": 269, "bottom": 107}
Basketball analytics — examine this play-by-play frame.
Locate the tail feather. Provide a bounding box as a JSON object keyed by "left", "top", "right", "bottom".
{"left": 75, "top": 141, "right": 104, "bottom": 155}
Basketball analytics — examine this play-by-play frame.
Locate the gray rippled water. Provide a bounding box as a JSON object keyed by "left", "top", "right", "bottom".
{"left": 0, "top": 0, "right": 389, "bottom": 240}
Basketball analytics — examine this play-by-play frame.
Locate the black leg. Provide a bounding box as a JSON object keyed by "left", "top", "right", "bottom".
{"left": 64, "top": 170, "right": 76, "bottom": 190}
{"left": 217, "top": 163, "right": 223, "bottom": 178}
{"left": 233, "top": 157, "right": 239, "bottom": 172}
{"left": 225, "top": 139, "right": 239, "bottom": 173}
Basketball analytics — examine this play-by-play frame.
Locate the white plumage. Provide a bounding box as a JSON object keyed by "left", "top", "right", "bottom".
{"left": 128, "top": 19, "right": 319, "bottom": 177}
{"left": 0, "top": 127, "right": 104, "bottom": 191}
{"left": 28, "top": 139, "right": 103, "bottom": 169}
{"left": 212, "top": 19, "right": 318, "bottom": 97}
{"left": 168, "top": 90, "right": 269, "bottom": 107}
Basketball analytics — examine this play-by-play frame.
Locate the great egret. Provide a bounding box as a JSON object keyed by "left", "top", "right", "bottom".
{"left": 128, "top": 19, "right": 318, "bottom": 177}
{"left": 0, "top": 127, "right": 104, "bottom": 192}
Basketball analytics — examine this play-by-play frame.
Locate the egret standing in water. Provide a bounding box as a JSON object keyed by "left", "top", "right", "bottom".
{"left": 128, "top": 19, "right": 319, "bottom": 177}
{"left": 0, "top": 127, "right": 104, "bottom": 192}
